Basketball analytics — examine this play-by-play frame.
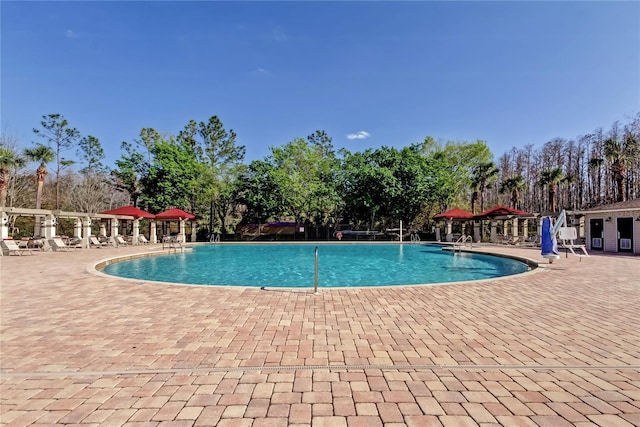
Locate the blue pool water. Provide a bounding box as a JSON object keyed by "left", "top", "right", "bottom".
{"left": 102, "top": 244, "right": 529, "bottom": 288}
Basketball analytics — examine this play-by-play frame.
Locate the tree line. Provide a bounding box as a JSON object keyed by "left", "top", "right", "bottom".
{"left": 1, "top": 112, "right": 638, "bottom": 239}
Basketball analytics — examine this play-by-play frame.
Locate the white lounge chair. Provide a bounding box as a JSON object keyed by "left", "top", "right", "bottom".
{"left": 138, "top": 235, "right": 149, "bottom": 244}
{"left": 1, "top": 239, "right": 35, "bottom": 256}
{"left": 49, "top": 237, "right": 78, "bottom": 252}
{"left": 98, "top": 236, "right": 113, "bottom": 246}
{"left": 115, "top": 235, "right": 129, "bottom": 246}
{"left": 521, "top": 235, "right": 539, "bottom": 247}
{"left": 500, "top": 235, "right": 520, "bottom": 245}
{"left": 89, "top": 236, "right": 107, "bottom": 248}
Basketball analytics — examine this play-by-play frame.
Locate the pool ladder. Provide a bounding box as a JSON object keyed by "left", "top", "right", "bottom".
{"left": 162, "top": 236, "right": 184, "bottom": 254}
{"left": 314, "top": 246, "right": 319, "bottom": 294}
{"left": 453, "top": 235, "right": 473, "bottom": 253}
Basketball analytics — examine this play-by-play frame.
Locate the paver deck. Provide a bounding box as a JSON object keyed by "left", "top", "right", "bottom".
{"left": 1, "top": 243, "right": 638, "bottom": 426}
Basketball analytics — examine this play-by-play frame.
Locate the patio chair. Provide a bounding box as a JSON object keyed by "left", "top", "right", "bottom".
{"left": 502, "top": 235, "right": 521, "bottom": 245}
{"left": 67, "top": 237, "right": 83, "bottom": 248}
{"left": 49, "top": 237, "right": 79, "bottom": 252}
{"left": 499, "top": 235, "right": 513, "bottom": 245}
{"left": 138, "top": 235, "right": 149, "bottom": 244}
{"left": 1, "top": 239, "right": 36, "bottom": 256}
{"left": 89, "top": 236, "right": 107, "bottom": 248}
{"left": 115, "top": 235, "right": 129, "bottom": 246}
{"left": 98, "top": 236, "right": 113, "bottom": 246}
{"left": 27, "top": 237, "right": 45, "bottom": 250}
{"left": 521, "top": 235, "right": 539, "bottom": 247}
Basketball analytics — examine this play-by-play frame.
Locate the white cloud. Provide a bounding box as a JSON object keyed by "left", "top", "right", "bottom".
{"left": 347, "top": 131, "right": 370, "bottom": 140}
{"left": 257, "top": 68, "right": 268, "bottom": 73}
{"left": 65, "top": 29, "right": 76, "bottom": 38}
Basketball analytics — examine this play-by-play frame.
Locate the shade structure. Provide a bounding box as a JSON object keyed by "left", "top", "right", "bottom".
{"left": 433, "top": 207, "right": 474, "bottom": 220}
{"left": 100, "top": 205, "right": 155, "bottom": 219}
{"left": 155, "top": 208, "right": 196, "bottom": 220}
{"left": 474, "top": 205, "right": 531, "bottom": 219}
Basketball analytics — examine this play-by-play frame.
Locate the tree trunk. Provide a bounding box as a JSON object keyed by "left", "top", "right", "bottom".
{"left": 471, "top": 192, "right": 477, "bottom": 214}
{"left": 549, "top": 185, "right": 556, "bottom": 213}
{"left": 0, "top": 185, "right": 7, "bottom": 208}
{"left": 616, "top": 176, "right": 624, "bottom": 202}
{"left": 216, "top": 204, "right": 228, "bottom": 239}
{"left": 36, "top": 179, "right": 44, "bottom": 209}
{"left": 0, "top": 169, "right": 8, "bottom": 208}
{"left": 35, "top": 164, "right": 48, "bottom": 209}
{"left": 209, "top": 201, "right": 215, "bottom": 237}
{"left": 55, "top": 174, "right": 60, "bottom": 209}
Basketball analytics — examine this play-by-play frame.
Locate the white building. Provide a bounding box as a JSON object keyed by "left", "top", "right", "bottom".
{"left": 580, "top": 199, "right": 640, "bottom": 255}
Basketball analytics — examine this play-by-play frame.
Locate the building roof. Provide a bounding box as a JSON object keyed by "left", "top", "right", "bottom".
{"left": 474, "top": 205, "right": 532, "bottom": 219}
{"left": 155, "top": 208, "right": 196, "bottom": 220}
{"left": 580, "top": 199, "right": 640, "bottom": 213}
{"left": 99, "top": 206, "right": 155, "bottom": 219}
{"left": 433, "top": 207, "right": 474, "bottom": 220}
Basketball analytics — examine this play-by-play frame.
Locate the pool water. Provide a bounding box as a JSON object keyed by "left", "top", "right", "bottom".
{"left": 102, "top": 244, "right": 529, "bottom": 288}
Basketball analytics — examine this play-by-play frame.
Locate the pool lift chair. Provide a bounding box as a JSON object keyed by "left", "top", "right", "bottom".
{"left": 553, "top": 210, "right": 589, "bottom": 261}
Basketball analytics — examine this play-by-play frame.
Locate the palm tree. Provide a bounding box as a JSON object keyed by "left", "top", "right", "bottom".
{"left": 24, "top": 144, "right": 54, "bottom": 209}
{"left": 561, "top": 173, "right": 578, "bottom": 209}
{"left": 499, "top": 175, "right": 525, "bottom": 210}
{"left": 0, "top": 147, "right": 25, "bottom": 208}
{"left": 470, "top": 191, "right": 478, "bottom": 215}
{"left": 604, "top": 135, "right": 639, "bottom": 202}
{"left": 588, "top": 157, "right": 604, "bottom": 205}
{"left": 538, "top": 167, "right": 564, "bottom": 213}
{"left": 471, "top": 162, "right": 498, "bottom": 213}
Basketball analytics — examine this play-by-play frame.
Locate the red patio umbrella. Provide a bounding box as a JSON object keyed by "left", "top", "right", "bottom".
{"left": 100, "top": 205, "right": 155, "bottom": 219}
{"left": 155, "top": 208, "right": 196, "bottom": 220}
{"left": 433, "top": 207, "right": 474, "bottom": 220}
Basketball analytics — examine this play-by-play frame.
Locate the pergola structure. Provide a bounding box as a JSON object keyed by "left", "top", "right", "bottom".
{"left": 154, "top": 208, "right": 197, "bottom": 243}
{"left": 99, "top": 206, "right": 155, "bottom": 245}
{"left": 0, "top": 207, "right": 133, "bottom": 249}
{"left": 473, "top": 205, "right": 535, "bottom": 243}
{"left": 1, "top": 205, "right": 199, "bottom": 249}
{"left": 433, "top": 207, "right": 474, "bottom": 242}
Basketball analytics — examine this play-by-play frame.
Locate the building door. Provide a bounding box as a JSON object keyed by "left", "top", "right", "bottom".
{"left": 617, "top": 217, "right": 633, "bottom": 253}
{"left": 590, "top": 218, "right": 603, "bottom": 250}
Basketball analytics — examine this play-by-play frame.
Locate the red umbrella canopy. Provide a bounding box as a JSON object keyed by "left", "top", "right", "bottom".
{"left": 155, "top": 208, "right": 196, "bottom": 220}
{"left": 100, "top": 206, "right": 155, "bottom": 219}
{"left": 433, "top": 207, "right": 474, "bottom": 220}
{"left": 475, "top": 205, "right": 531, "bottom": 218}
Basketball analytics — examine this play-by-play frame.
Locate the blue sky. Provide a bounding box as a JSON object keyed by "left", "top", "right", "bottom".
{"left": 2, "top": 1, "right": 638, "bottom": 169}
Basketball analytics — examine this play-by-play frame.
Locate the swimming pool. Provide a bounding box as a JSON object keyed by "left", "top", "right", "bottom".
{"left": 102, "top": 243, "right": 530, "bottom": 288}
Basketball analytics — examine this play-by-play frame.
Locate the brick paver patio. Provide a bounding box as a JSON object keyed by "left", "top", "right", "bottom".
{"left": 1, "top": 243, "right": 638, "bottom": 426}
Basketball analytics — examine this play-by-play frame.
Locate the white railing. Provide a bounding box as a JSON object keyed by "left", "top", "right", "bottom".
{"left": 453, "top": 235, "right": 473, "bottom": 253}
